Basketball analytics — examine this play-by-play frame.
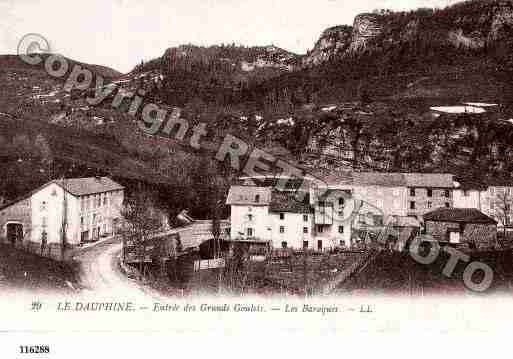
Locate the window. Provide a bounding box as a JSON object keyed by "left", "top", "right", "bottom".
{"left": 410, "top": 188, "right": 416, "bottom": 197}
{"left": 279, "top": 226, "right": 285, "bottom": 233}
{"left": 303, "top": 214, "right": 308, "bottom": 222}
{"left": 248, "top": 214, "right": 253, "bottom": 221}
{"left": 40, "top": 201, "right": 47, "bottom": 211}
{"left": 318, "top": 201, "right": 326, "bottom": 208}
{"left": 281, "top": 241, "right": 288, "bottom": 249}
{"left": 463, "top": 190, "right": 469, "bottom": 197}
{"left": 80, "top": 217, "right": 84, "bottom": 226}
{"left": 338, "top": 210, "right": 344, "bottom": 218}
{"left": 303, "top": 241, "right": 309, "bottom": 249}
{"left": 303, "top": 227, "right": 308, "bottom": 234}
{"left": 445, "top": 202, "right": 451, "bottom": 208}
{"left": 449, "top": 230, "right": 461, "bottom": 244}
{"left": 255, "top": 194, "right": 260, "bottom": 203}
{"left": 410, "top": 201, "right": 416, "bottom": 210}
{"left": 317, "top": 240, "right": 323, "bottom": 251}
{"left": 316, "top": 225, "right": 324, "bottom": 233}
{"left": 103, "top": 194, "right": 107, "bottom": 206}
{"left": 246, "top": 228, "right": 253, "bottom": 237}
{"left": 279, "top": 213, "right": 285, "bottom": 220}
{"left": 444, "top": 190, "right": 451, "bottom": 198}
{"left": 427, "top": 202, "right": 432, "bottom": 209}
{"left": 338, "top": 198, "right": 345, "bottom": 206}
{"left": 427, "top": 189, "right": 433, "bottom": 197}
{"left": 338, "top": 226, "right": 344, "bottom": 234}
{"left": 97, "top": 195, "right": 101, "bottom": 207}
{"left": 93, "top": 214, "right": 97, "bottom": 224}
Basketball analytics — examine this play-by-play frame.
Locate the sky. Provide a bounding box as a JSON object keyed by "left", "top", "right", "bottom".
{"left": 0, "top": 0, "right": 462, "bottom": 73}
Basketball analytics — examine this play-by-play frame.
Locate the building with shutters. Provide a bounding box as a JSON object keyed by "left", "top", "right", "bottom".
{"left": 0, "top": 177, "right": 124, "bottom": 260}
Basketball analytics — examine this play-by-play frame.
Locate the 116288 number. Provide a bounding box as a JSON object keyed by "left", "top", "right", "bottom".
{"left": 19, "top": 345, "right": 50, "bottom": 354}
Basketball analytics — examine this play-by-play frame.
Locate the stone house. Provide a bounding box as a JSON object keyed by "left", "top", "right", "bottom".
{"left": 423, "top": 208, "right": 497, "bottom": 250}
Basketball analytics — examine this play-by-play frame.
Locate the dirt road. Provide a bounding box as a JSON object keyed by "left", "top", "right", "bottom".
{"left": 73, "top": 238, "right": 166, "bottom": 300}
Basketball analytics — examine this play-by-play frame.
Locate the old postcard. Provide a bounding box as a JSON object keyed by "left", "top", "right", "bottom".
{"left": 1, "top": 0, "right": 513, "bottom": 357}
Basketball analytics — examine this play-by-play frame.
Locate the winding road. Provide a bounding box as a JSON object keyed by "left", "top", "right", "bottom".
{"left": 73, "top": 238, "right": 166, "bottom": 300}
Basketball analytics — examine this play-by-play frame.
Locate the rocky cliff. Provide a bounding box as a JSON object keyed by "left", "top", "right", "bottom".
{"left": 348, "top": 13, "right": 384, "bottom": 53}
{"left": 302, "top": 25, "right": 352, "bottom": 66}
{"left": 302, "top": 0, "right": 513, "bottom": 67}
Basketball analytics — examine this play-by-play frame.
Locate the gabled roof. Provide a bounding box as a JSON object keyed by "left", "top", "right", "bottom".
{"left": 269, "top": 191, "right": 313, "bottom": 214}
{"left": 454, "top": 177, "right": 488, "bottom": 191}
{"left": 403, "top": 173, "right": 454, "bottom": 188}
{"left": 352, "top": 172, "right": 406, "bottom": 187}
{"left": 226, "top": 186, "right": 272, "bottom": 205}
{"left": 0, "top": 177, "right": 123, "bottom": 212}
{"left": 52, "top": 177, "right": 124, "bottom": 196}
{"left": 351, "top": 172, "right": 454, "bottom": 188}
{"left": 424, "top": 208, "right": 497, "bottom": 225}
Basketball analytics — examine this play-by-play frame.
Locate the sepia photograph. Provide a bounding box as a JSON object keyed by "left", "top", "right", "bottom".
{"left": 1, "top": 0, "right": 513, "bottom": 356}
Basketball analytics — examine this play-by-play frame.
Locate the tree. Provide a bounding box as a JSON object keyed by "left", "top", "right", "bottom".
{"left": 34, "top": 134, "right": 54, "bottom": 174}
{"left": 121, "top": 191, "right": 165, "bottom": 279}
{"left": 492, "top": 189, "right": 513, "bottom": 236}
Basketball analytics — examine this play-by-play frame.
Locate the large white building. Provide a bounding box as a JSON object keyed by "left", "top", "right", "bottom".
{"left": 228, "top": 172, "right": 460, "bottom": 250}
{"left": 226, "top": 185, "right": 354, "bottom": 251}
{"left": 229, "top": 171, "right": 513, "bottom": 250}
{"left": 453, "top": 179, "right": 513, "bottom": 230}
{"left": 0, "top": 177, "right": 124, "bottom": 260}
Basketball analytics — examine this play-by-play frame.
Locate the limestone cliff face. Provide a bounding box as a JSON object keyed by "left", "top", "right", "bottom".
{"left": 303, "top": 1, "right": 513, "bottom": 68}
{"left": 348, "top": 13, "right": 384, "bottom": 53}
{"left": 302, "top": 25, "right": 352, "bottom": 66}
{"left": 448, "top": 29, "right": 486, "bottom": 49}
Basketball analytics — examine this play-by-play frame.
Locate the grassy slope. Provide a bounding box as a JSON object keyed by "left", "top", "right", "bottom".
{"left": 0, "top": 244, "right": 79, "bottom": 293}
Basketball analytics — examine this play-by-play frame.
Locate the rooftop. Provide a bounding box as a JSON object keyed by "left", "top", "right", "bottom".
{"left": 226, "top": 186, "right": 272, "bottom": 205}
{"left": 423, "top": 208, "right": 497, "bottom": 225}
{"left": 352, "top": 172, "right": 454, "bottom": 188}
{"left": 269, "top": 191, "right": 313, "bottom": 214}
{"left": 352, "top": 172, "right": 406, "bottom": 187}
{"left": 53, "top": 177, "right": 124, "bottom": 196}
{"left": 0, "top": 177, "right": 124, "bottom": 212}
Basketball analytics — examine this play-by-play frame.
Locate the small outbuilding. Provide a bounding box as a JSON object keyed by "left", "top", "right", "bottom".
{"left": 423, "top": 208, "right": 497, "bottom": 250}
